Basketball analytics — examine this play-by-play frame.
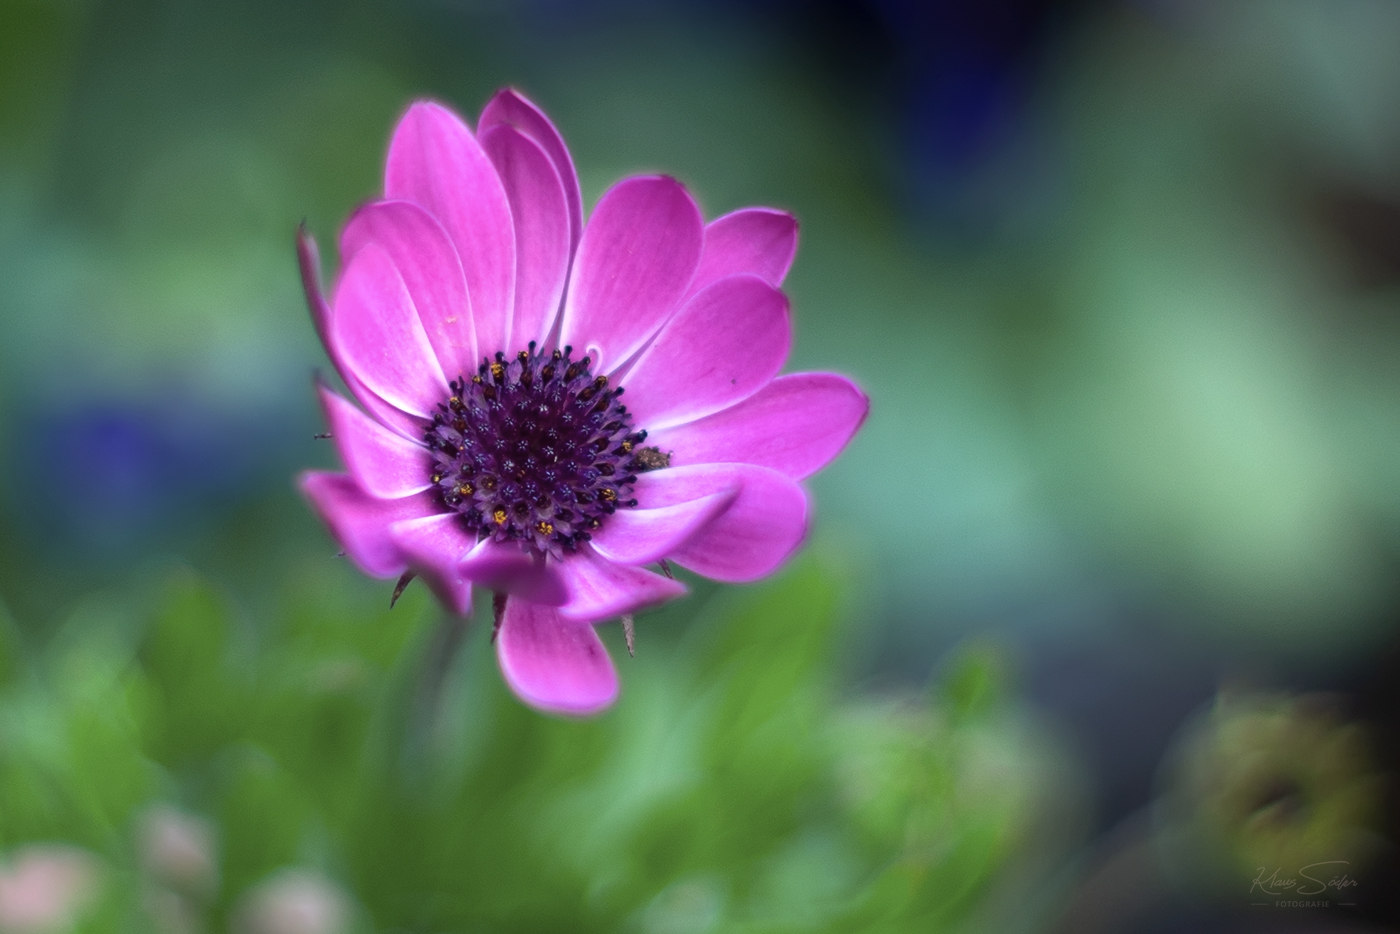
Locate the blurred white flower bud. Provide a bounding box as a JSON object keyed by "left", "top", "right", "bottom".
{"left": 0, "top": 845, "right": 101, "bottom": 934}
{"left": 231, "top": 869, "right": 350, "bottom": 934}
{"left": 138, "top": 805, "right": 218, "bottom": 898}
{"left": 141, "top": 886, "right": 198, "bottom": 934}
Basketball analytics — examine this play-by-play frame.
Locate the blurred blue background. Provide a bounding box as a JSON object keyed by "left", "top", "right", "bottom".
{"left": 1, "top": 1, "right": 1398, "bottom": 931}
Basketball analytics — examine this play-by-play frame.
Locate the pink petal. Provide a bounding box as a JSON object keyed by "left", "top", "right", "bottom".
{"left": 480, "top": 124, "right": 571, "bottom": 351}
{"left": 648, "top": 372, "right": 869, "bottom": 480}
{"left": 554, "top": 548, "right": 687, "bottom": 622}
{"left": 478, "top": 88, "right": 584, "bottom": 251}
{"left": 646, "top": 464, "right": 809, "bottom": 582}
{"left": 589, "top": 491, "right": 736, "bottom": 565}
{"left": 334, "top": 367, "right": 427, "bottom": 445}
{"left": 623, "top": 463, "right": 745, "bottom": 508}
{"left": 300, "top": 227, "right": 424, "bottom": 440}
{"left": 460, "top": 539, "right": 568, "bottom": 605}
{"left": 388, "top": 513, "right": 474, "bottom": 615}
{"left": 560, "top": 176, "right": 703, "bottom": 374}
{"left": 329, "top": 243, "right": 448, "bottom": 419}
{"left": 299, "top": 471, "right": 439, "bottom": 578}
{"left": 297, "top": 224, "right": 332, "bottom": 348}
{"left": 620, "top": 274, "right": 791, "bottom": 430}
{"left": 317, "top": 384, "right": 432, "bottom": 498}
{"left": 686, "top": 208, "right": 797, "bottom": 299}
{"left": 340, "top": 200, "right": 477, "bottom": 379}
{"left": 496, "top": 599, "right": 618, "bottom": 716}
{"left": 385, "top": 101, "right": 515, "bottom": 358}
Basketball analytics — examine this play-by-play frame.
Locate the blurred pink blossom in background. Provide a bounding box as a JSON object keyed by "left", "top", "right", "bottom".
{"left": 0, "top": 845, "right": 100, "bottom": 934}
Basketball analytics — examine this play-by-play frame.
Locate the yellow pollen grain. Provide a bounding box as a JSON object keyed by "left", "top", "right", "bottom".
{"left": 536, "top": 521, "right": 554, "bottom": 536}
{"left": 493, "top": 508, "right": 508, "bottom": 525}
{"left": 601, "top": 488, "right": 617, "bottom": 502}
{"left": 621, "top": 441, "right": 633, "bottom": 453}
{"left": 457, "top": 483, "right": 474, "bottom": 496}
{"left": 490, "top": 363, "right": 505, "bottom": 379}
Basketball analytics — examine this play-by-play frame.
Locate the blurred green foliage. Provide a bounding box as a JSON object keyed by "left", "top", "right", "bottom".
{"left": 0, "top": 558, "right": 1044, "bottom": 932}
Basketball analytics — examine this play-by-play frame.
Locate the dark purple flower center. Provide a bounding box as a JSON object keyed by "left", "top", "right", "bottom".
{"left": 424, "top": 342, "right": 668, "bottom": 558}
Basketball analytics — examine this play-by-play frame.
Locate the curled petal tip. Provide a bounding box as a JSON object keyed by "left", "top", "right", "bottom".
{"left": 296, "top": 226, "right": 330, "bottom": 339}
{"left": 491, "top": 86, "right": 527, "bottom": 105}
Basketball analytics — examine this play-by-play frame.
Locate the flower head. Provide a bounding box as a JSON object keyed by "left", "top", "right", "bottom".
{"left": 299, "top": 90, "right": 867, "bottom": 715}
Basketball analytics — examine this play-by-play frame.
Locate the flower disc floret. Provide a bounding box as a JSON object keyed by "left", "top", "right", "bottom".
{"left": 425, "top": 342, "right": 660, "bottom": 558}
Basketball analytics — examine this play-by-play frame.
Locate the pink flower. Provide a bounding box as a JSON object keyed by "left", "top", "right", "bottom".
{"left": 0, "top": 845, "right": 101, "bottom": 934}
{"left": 298, "top": 90, "right": 868, "bottom": 716}
{"left": 231, "top": 869, "right": 350, "bottom": 934}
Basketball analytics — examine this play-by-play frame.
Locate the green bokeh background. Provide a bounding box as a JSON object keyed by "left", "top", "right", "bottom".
{"left": 1, "top": 1, "right": 1398, "bottom": 930}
